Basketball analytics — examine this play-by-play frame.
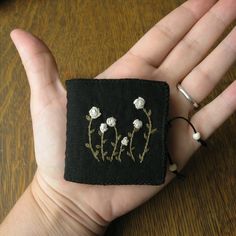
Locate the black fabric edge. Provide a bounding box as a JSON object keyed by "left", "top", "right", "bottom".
{"left": 64, "top": 77, "right": 170, "bottom": 185}
{"left": 65, "top": 78, "right": 169, "bottom": 88}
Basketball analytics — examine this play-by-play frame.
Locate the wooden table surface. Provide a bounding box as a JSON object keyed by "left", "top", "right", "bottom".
{"left": 0, "top": 0, "right": 235, "bottom": 235}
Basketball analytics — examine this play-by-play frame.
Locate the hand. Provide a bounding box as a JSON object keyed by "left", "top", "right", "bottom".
{"left": 8, "top": 0, "right": 236, "bottom": 235}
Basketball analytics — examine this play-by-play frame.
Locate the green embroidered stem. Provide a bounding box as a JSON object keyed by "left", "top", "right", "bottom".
{"left": 101, "top": 132, "right": 105, "bottom": 161}
{"left": 88, "top": 119, "right": 100, "bottom": 162}
{"left": 129, "top": 128, "right": 136, "bottom": 162}
{"left": 139, "top": 108, "right": 152, "bottom": 163}
{"left": 110, "top": 126, "right": 118, "bottom": 161}
{"left": 116, "top": 144, "right": 123, "bottom": 162}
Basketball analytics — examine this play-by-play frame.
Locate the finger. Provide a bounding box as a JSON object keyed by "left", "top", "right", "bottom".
{"left": 156, "top": 0, "right": 236, "bottom": 82}
{"left": 10, "top": 29, "right": 65, "bottom": 97}
{"left": 190, "top": 80, "right": 236, "bottom": 141}
{"left": 127, "top": 0, "right": 217, "bottom": 67}
{"left": 181, "top": 27, "right": 236, "bottom": 106}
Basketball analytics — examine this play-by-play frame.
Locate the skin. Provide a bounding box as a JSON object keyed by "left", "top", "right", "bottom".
{"left": 0, "top": 0, "right": 236, "bottom": 235}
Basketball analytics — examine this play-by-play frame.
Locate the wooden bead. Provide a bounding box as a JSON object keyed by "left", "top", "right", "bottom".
{"left": 192, "top": 132, "right": 201, "bottom": 141}
{"left": 169, "top": 163, "right": 177, "bottom": 172}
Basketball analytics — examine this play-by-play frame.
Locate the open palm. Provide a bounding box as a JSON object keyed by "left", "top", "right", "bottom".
{"left": 10, "top": 0, "right": 236, "bottom": 227}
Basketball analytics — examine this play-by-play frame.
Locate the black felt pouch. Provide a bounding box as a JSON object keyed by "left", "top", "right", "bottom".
{"left": 64, "top": 78, "right": 170, "bottom": 185}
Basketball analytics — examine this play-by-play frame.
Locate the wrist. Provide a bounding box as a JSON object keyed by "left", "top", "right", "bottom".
{"left": 0, "top": 174, "right": 109, "bottom": 236}
{"left": 30, "top": 174, "right": 109, "bottom": 236}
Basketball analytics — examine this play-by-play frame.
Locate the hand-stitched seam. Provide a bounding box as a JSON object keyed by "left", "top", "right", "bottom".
{"left": 161, "top": 83, "right": 169, "bottom": 179}
{"left": 66, "top": 78, "right": 169, "bottom": 88}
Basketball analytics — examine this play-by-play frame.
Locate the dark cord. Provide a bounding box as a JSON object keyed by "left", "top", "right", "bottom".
{"left": 166, "top": 116, "right": 208, "bottom": 178}
{"left": 168, "top": 116, "right": 207, "bottom": 147}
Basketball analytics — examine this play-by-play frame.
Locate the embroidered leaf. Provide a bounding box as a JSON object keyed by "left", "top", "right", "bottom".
{"left": 90, "top": 129, "right": 95, "bottom": 134}
{"left": 144, "top": 133, "right": 147, "bottom": 140}
{"left": 139, "top": 154, "right": 142, "bottom": 159}
{"left": 115, "top": 156, "right": 121, "bottom": 162}
{"left": 85, "top": 143, "right": 90, "bottom": 148}
{"left": 103, "top": 139, "right": 107, "bottom": 144}
{"left": 146, "top": 123, "right": 150, "bottom": 129}
{"left": 131, "top": 147, "right": 135, "bottom": 151}
{"left": 94, "top": 150, "right": 99, "bottom": 156}
{"left": 145, "top": 148, "right": 149, "bottom": 153}
{"left": 117, "top": 135, "right": 122, "bottom": 140}
{"left": 86, "top": 115, "right": 91, "bottom": 121}
{"left": 111, "top": 142, "right": 115, "bottom": 147}
{"left": 104, "top": 151, "right": 108, "bottom": 157}
{"left": 98, "top": 131, "right": 102, "bottom": 136}
{"left": 121, "top": 148, "right": 125, "bottom": 152}
{"left": 128, "top": 132, "right": 132, "bottom": 137}
{"left": 96, "top": 145, "right": 101, "bottom": 149}
{"left": 127, "top": 151, "right": 131, "bottom": 157}
{"left": 151, "top": 128, "right": 157, "bottom": 134}
{"left": 148, "top": 109, "right": 152, "bottom": 116}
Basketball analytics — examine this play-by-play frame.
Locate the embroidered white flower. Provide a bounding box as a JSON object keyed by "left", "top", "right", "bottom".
{"left": 106, "top": 117, "right": 116, "bottom": 127}
{"left": 133, "top": 97, "right": 145, "bottom": 109}
{"left": 89, "top": 107, "right": 101, "bottom": 119}
{"left": 121, "top": 137, "right": 129, "bottom": 146}
{"left": 100, "top": 123, "right": 108, "bottom": 133}
{"left": 133, "top": 119, "right": 143, "bottom": 130}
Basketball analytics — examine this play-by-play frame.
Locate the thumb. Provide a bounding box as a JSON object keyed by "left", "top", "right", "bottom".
{"left": 10, "top": 29, "right": 65, "bottom": 101}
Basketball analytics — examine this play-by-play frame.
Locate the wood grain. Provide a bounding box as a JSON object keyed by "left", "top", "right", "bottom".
{"left": 0, "top": 0, "right": 235, "bottom": 235}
